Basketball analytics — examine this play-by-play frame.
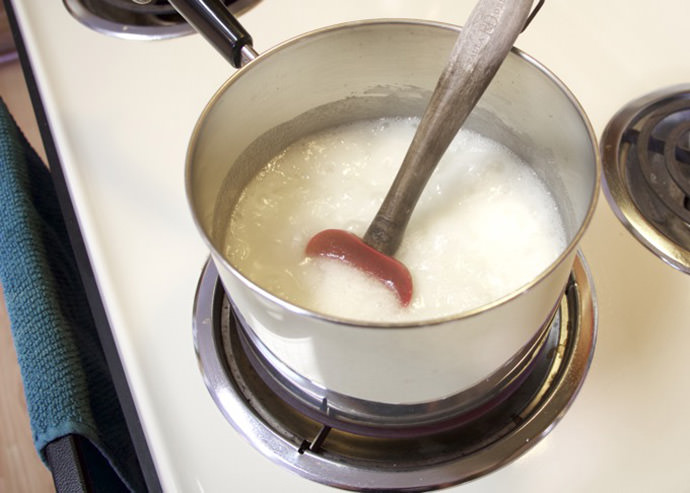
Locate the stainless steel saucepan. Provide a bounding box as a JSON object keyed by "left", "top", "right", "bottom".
{"left": 175, "top": 0, "right": 600, "bottom": 431}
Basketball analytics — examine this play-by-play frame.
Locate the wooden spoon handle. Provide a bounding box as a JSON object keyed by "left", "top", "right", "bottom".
{"left": 363, "top": 0, "right": 535, "bottom": 255}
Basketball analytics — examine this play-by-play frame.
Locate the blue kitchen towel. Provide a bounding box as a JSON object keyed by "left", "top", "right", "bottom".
{"left": 0, "top": 99, "right": 145, "bottom": 492}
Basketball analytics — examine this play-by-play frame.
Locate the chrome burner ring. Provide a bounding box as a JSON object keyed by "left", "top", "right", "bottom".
{"left": 601, "top": 85, "right": 690, "bottom": 272}
{"left": 193, "top": 253, "right": 596, "bottom": 492}
{"left": 63, "top": 0, "right": 257, "bottom": 40}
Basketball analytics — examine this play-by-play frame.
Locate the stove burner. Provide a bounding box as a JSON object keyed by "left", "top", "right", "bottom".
{"left": 63, "top": 0, "right": 258, "bottom": 39}
{"left": 193, "top": 255, "right": 596, "bottom": 491}
{"left": 601, "top": 85, "right": 690, "bottom": 272}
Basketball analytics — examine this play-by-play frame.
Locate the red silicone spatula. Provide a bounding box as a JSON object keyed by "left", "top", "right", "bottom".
{"left": 306, "top": 0, "right": 535, "bottom": 306}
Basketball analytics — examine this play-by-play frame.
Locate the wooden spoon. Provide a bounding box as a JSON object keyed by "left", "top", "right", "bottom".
{"left": 306, "top": 0, "right": 536, "bottom": 306}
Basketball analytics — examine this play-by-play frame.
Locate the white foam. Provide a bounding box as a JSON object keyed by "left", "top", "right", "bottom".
{"left": 224, "top": 117, "right": 566, "bottom": 322}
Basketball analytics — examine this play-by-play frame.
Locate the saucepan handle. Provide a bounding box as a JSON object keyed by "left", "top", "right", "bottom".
{"left": 168, "top": 0, "right": 544, "bottom": 69}
{"left": 522, "top": 0, "right": 545, "bottom": 33}
{"left": 168, "top": 0, "right": 259, "bottom": 68}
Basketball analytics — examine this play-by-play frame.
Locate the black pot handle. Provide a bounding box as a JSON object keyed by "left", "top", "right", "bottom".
{"left": 168, "top": 0, "right": 258, "bottom": 68}
{"left": 169, "top": 0, "right": 545, "bottom": 69}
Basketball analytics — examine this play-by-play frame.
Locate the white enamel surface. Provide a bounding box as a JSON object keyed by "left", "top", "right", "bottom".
{"left": 9, "top": 0, "right": 690, "bottom": 492}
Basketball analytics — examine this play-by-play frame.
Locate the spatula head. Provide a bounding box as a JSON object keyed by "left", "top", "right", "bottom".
{"left": 305, "top": 229, "right": 413, "bottom": 306}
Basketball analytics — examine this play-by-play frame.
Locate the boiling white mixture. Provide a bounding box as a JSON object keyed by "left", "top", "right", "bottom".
{"left": 224, "top": 117, "right": 566, "bottom": 322}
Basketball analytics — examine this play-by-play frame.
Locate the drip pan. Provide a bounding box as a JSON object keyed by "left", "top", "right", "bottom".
{"left": 601, "top": 85, "right": 690, "bottom": 272}
{"left": 63, "top": 0, "right": 259, "bottom": 40}
{"left": 193, "top": 253, "right": 597, "bottom": 492}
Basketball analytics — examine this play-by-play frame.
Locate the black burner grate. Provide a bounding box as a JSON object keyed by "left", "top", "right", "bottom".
{"left": 98, "top": 0, "right": 178, "bottom": 15}
{"left": 626, "top": 99, "right": 690, "bottom": 223}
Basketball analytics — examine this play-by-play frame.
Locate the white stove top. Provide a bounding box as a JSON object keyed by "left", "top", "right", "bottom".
{"left": 9, "top": 0, "right": 690, "bottom": 491}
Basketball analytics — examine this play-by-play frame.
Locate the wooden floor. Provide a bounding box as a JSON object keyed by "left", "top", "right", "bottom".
{"left": 0, "top": 12, "right": 56, "bottom": 492}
